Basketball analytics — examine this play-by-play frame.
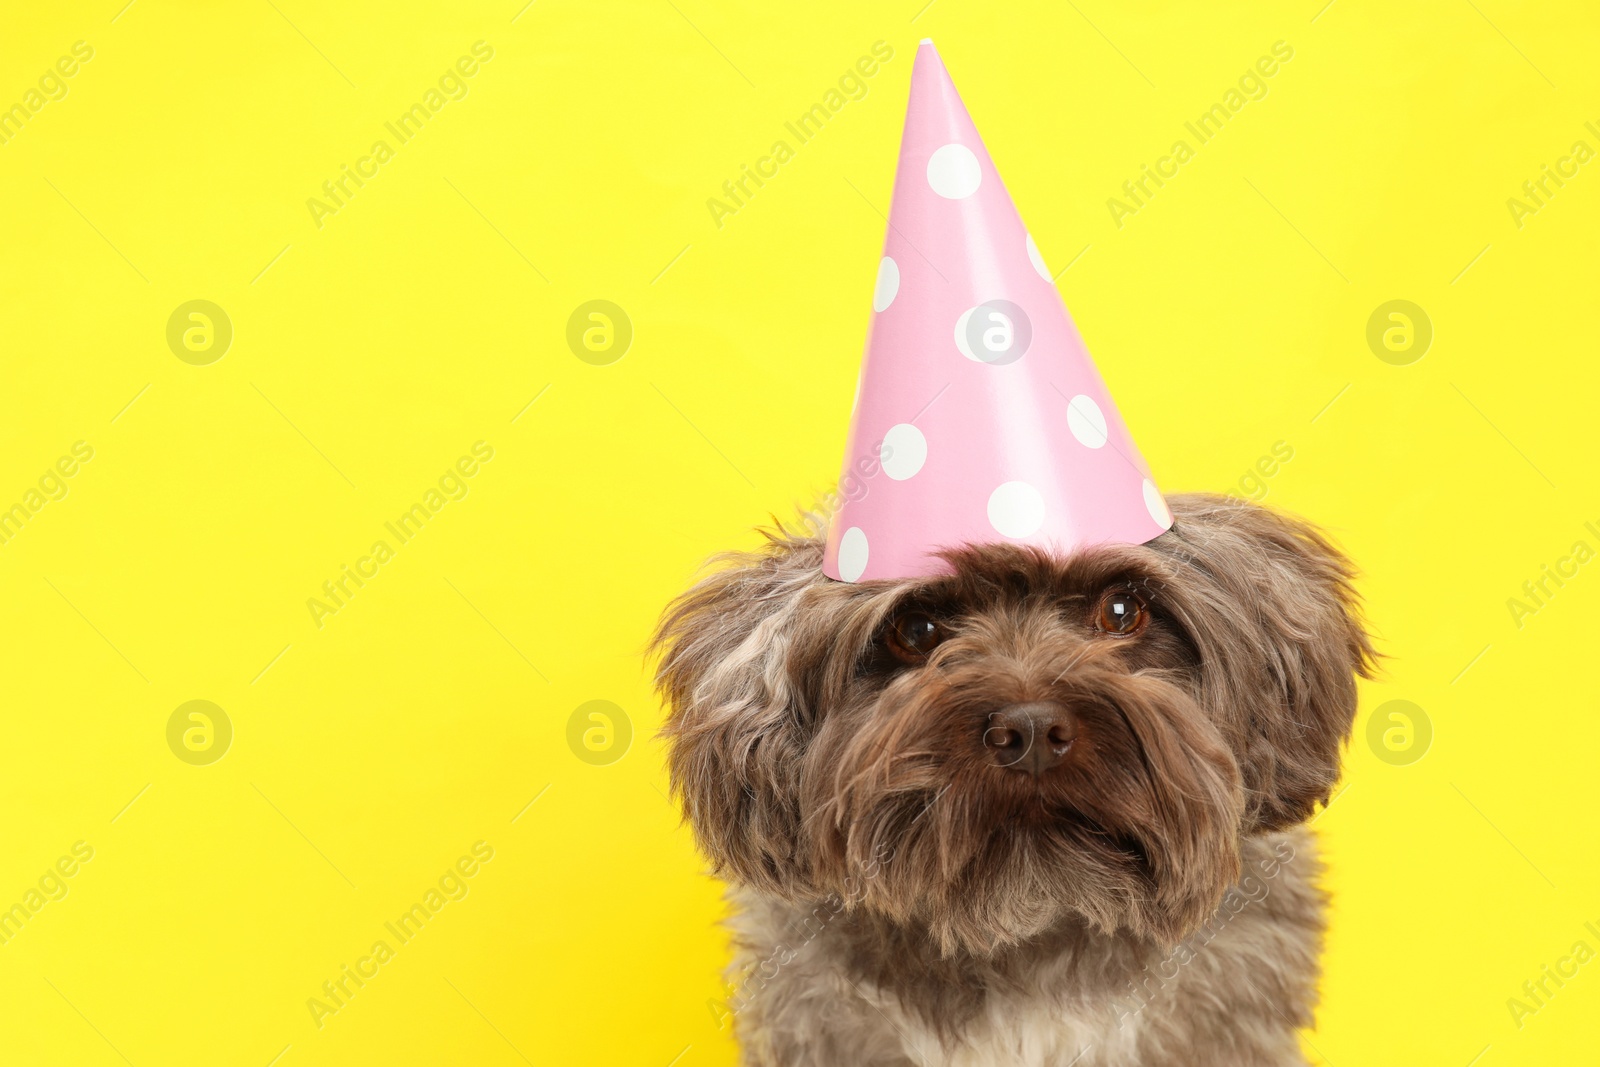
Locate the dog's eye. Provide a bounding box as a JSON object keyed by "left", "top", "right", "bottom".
{"left": 1095, "top": 590, "right": 1147, "bottom": 636}
{"left": 887, "top": 612, "right": 944, "bottom": 662}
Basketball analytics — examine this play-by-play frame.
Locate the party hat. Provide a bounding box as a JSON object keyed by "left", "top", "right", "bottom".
{"left": 821, "top": 39, "right": 1172, "bottom": 583}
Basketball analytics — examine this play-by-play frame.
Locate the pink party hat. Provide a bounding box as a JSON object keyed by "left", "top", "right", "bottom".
{"left": 821, "top": 39, "right": 1172, "bottom": 583}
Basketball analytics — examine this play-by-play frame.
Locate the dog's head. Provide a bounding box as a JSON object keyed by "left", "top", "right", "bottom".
{"left": 652, "top": 493, "right": 1374, "bottom": 954}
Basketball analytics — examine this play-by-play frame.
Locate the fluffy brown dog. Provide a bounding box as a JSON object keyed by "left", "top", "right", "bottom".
{"left": 653, "top": 493, "right": 1373, "bottom": 1066}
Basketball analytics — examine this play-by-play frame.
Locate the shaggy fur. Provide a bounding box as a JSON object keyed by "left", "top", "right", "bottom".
{"left": 652, "top": 493, "right": 1374, "bottom": 1065}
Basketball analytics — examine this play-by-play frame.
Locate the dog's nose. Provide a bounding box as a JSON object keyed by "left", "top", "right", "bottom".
{"left": 983, "top": 701, "right": 1077, "bottom": 776}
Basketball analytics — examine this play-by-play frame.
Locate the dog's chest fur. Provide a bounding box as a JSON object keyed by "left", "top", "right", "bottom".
{"left": 724, "top": 831, "right": 1324, "bottom": 1067}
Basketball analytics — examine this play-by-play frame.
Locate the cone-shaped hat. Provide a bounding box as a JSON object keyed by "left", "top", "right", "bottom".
{"left": 822, "top": 40, "right": 1172, "bottom": 583}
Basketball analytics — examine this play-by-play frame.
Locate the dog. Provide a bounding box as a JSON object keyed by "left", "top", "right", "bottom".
{"left": 653, "top": 491, "right": 1374, "bottom": 1066}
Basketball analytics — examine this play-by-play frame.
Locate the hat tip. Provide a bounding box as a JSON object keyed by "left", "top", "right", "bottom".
{"left": 919, "top": 37, "right": 934, "bottom": 45}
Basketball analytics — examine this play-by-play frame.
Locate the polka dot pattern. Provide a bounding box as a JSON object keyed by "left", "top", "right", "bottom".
{"left": 874, "top": 257, "right": 900, "bottom": 313}
{"left": 954, "top": 307, "right": 979, "bottom": 361}
{"left": 1144, "top": 480, "right": 1173, "bottom": 530}
{"left": 988, "top": 481, "right": 1045, "bottom": 538}
{"left": 1026, "top": 234, "right": 1052, "bottom": 282}
{"left": 1066, "top": 395, "right": 1108, "bottom": 448}
{"left": 837, "top": 527, "right": 869, "bottom": 581}
{"left": 821, "top": 39, "right": 1169, "bottom": 583}
{"left": 881, "top": 423, "right": 927, "bottom": 481}
{"left": 927, "top": 144, "right": 982, "bottom": 199}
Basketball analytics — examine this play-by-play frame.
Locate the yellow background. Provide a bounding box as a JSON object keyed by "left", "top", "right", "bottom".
{"left": 1, "top": 1, "right": 1596, "bottom": 1064}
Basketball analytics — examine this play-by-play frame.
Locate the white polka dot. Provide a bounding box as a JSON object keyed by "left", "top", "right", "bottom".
{"left": 873, "top": 257, "right": 900, "bottom": 313}
{"left": 927, "top": 144, "right": 982, "bottom": 199}
{"left": 988, "top": 482, "right": 1045, "bottom": 538}
{"left": 956, "top": 302, "right": 1029, "bottom": 365}
{"left": 954, "top": 307, "right": 979, "bottom": 361}
{"left": 1144, "top": 480, "right": 1173, "bottom": 530}
{"left": 1066, "top": 394, "right": 1108, "bottom": 448}
{"left": 1026, "top": 234, "right": 1053, "bottom": 282}
{"left": 880, "top": 424, "right": 927, "bottom": 481}
{"left": 837, "top": 526, "right": 869, "bottom": 581}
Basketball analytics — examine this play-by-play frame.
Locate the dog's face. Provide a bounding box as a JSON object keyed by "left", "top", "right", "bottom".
{"left": 654, "top": 493, "right": 1373, "bottom": 955}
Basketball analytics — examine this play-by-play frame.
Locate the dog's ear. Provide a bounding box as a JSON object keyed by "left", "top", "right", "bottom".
{"left": 650, "top": 525, "right": 830, "bottom": 896}
{"left": 1155, "top": 494, "right": 1377, "bottom": 832}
